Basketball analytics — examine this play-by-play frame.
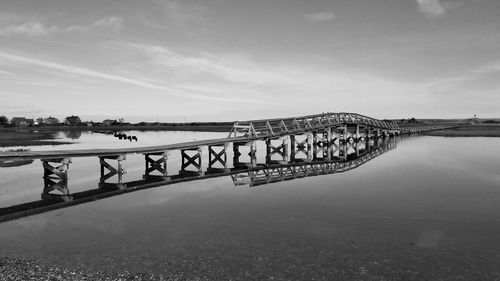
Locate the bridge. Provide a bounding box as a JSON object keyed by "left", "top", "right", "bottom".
{"left": 0, "top": 112, "right": 453, "bottom": 221}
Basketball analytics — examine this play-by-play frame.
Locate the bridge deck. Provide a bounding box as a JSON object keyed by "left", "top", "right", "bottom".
{"left": 0, "top": 111, "right": 446, "bottom": 161}
{"left": 0, "top": 136, "right": 251, "bottom": 161}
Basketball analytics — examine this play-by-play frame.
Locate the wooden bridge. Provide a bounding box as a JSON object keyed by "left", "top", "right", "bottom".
{"left": 0, "top": 112, "right": 453, "bottom": 221}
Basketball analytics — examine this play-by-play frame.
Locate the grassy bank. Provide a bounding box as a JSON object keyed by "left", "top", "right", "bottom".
{"left": 0, "top": 123, "right": 233, "bottom": 133}
{"left": 0, "top": 124, "right": 233, "bottom": 147}
{"left": 423, "top": 124, "right": 500, "bottom": 137}
{"left": 0, "top": 131, "right": 73, "bottom": 147}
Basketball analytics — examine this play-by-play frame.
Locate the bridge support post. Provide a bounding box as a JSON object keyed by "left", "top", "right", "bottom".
{"left": 313, "top": 130, "right": 329, "bottom": 147}
{"left": 207, "top": 144, "right": 228, "bottom": 174}
{"left": 180, "top": 148, "right": 202, "bottom": 176}
{"left": 41, "top": 158, "right": 72, "bottom": 202}
{"left": 339, "top": 140, "right": 348, "bottom": 161}
{"left": 233, "top": 141, "right": 257, "bottom": 168}
{"left": 250, "top": 141, "right": 257, "bottom": 167}
{"left": 290, "top": 135, "right": 296, "bottom": 162}
{"left": 312, "top": 131, "right": 329, "bottom": 160}
{"left": 266, "top": 137, "right": 288, "bottom": 164}
{"left": 143, "top": 152, "right": 170, "bottom": 180}
{"left": 326, "top": 127, "right": 333, "bottom": 146}
{"left": 339, "top": 125, "right": 348, "bottom": 143}
{"left": 99, "top": 155, "right": 127, "bottom": 190}
{"left": 366, "top": 129, "right": 372, "bottom": 153}
{"left": 290, "top": 134, "right": 312, "bottom": 162}
{"left": 307, "top": 133, "right": 313, "bottom": 161}
{"left": 382, "top": 130, "right": 388, "bottom": 139}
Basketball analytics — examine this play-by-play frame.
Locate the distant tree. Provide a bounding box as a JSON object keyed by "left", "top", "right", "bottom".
{"left": 64, "top": 115, "right": 81, "bottom": 126}
{"left": 36, "top": 117, "right": 45, "bottom": 125}
{"left": 409, "top": 117, "right": 417, "bottom": 123}
{"left": 44, "top": 116, "right": 60, "bottom": 125}
{"left": 118, "top": 118, "right": 125, "bottom": 123}
{"left": 0, "top": 115, "right": 8, "bottom": 126}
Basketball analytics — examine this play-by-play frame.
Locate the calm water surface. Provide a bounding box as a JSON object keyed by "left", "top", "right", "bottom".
{"left": 0, "top": 133, "right": 499, "bottom": 280}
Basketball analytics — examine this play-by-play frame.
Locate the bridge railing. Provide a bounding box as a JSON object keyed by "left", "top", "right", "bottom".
{"left": 228, "top": 112, "right": 400, "bottom": 138}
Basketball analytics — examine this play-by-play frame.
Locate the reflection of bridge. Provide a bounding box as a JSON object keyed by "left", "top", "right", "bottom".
{"left": 0, "top": 112, "right": 452, "bottom": 221}
{"left": 231, "top": 137, "right": 397, "bottom": 187}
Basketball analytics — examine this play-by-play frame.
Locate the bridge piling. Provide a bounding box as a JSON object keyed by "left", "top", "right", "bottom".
{"left": 99, "top": 155, "right": 127, "bottom": 190}
{"left": 290, "top": 134, "right": 313, "bottom": 162}
{"left": 180, "top": 148, "right": 202, "bottom": 176}
{"left": 265, "top": 137, "right": 288, "bottom": 164}
{"left": 233, "top": 141, "right": 257, "bottom": 168}
{"left": 143, "top": 152, "right": 170, "bottom": 180}
{"left": 207, "top": 144, "right": 228, "bottom": 174}
{"left": 41, "top": 158, "right": 72, "bottom": 202}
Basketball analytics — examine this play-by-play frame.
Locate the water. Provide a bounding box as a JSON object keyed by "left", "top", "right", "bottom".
{"left": 1, "top": 133, "right": 500, "bottom": 280}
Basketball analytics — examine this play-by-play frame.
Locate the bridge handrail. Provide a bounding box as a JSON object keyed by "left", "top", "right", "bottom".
{"left": 229, "top": 112, "right": 400, "bottom": 137}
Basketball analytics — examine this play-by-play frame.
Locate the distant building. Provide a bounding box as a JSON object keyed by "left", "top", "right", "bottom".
{"left": 11, "top": 117, "right": 34, "bottom": 127}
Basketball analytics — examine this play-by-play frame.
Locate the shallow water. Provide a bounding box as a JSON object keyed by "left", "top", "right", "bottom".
{"left": 1, "top": 134, "right": 500, "bottom": 280}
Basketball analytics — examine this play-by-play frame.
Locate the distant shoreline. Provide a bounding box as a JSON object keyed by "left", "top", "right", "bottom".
{"left": 0, "top": 123, "right": 233, "bottom": 133}
{"left": 1, "top": 123, "right": 500, "bottom": 148}
{"left": 423, "top": 125, "right": 500, "bottom": 137}
{"left": 0, "top": 124, "right": 233, "bottom": 147}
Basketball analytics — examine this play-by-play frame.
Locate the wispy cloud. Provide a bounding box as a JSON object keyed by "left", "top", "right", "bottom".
{"left": 0, "top": 16, "right": 123, "bottom": 37}
{"left": 126, "top": 42, "right": 425, "bottom": 118}
{"left": 416, "top": 0, "right": 461, "bottom": 18}
{"left": 92, "top": 16, "right": 123, "bottom": 31}
{"left": 302, "top": 11, "right": 335, "bottom": 23}
{"left": 129, "top": 43, "right": 296, "bottom": 86}
{"left": 0, "top": 69, "right": 15, "bottom": 75}
{"left": 0, "top": 50, "right": 253, "bottom": 103}
{"left": 0, "top": 21, "right": 58, "bottom": 37}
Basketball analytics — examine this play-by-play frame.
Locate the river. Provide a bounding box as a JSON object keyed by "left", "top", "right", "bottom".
{"left": 0, "top": 132, "right": 499, "bottom": 280}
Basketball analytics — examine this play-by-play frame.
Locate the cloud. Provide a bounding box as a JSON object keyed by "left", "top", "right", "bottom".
{"left": 126, "top": 42, "right": 426, "bottom": 118}
{"left": 302, "top": 11, "right": 335, "bottom": 22}
{"left": 0, "top": 50, "right": 260, "bottom": 104}
{"left": 416, "top": 0, "right": 461, "bottom": 18}
{"left": 92, "top": 16, "right": 123, "bottom": 31}
{"left": 0, "top": 16, "right": 123, "bottom": 37}
{"left": 1, "top": 21, "right": 58, "bottom": 37}
{"left": 0, "top": 50, "right": 251, "bottom": 103}
{"left": 129, "top": 43, "right": 301, "bottom": 86}
{"left": 0, "top": 69, "right": 15, "bottom": 75}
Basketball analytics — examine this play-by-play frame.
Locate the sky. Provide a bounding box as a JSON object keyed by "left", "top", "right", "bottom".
{"left": 0, "top": 0, "right": 499, "bottom": 122}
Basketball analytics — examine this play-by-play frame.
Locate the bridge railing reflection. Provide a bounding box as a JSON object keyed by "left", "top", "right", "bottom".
{"left": 229, "top": 137, "right": 398, "bottom": 187}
